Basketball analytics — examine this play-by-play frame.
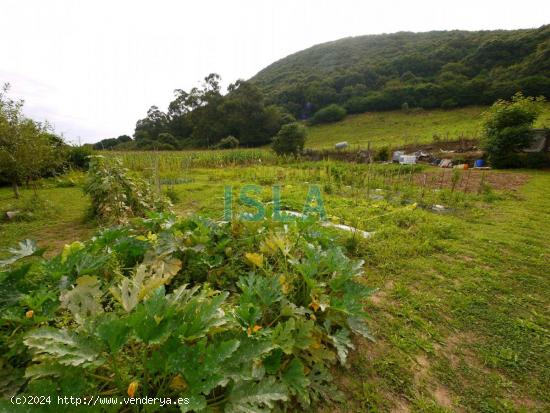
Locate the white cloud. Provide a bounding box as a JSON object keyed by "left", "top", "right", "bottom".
{"left": 1, "top": 0, "right": 548, "bottom": 143}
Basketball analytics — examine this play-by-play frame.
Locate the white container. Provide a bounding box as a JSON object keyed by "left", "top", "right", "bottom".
{"left": 335, "top": 141, "right": 349, "bottom": 150}
{"left": 392, "top": 151, "right": 405, "bottom": 162}
{"left": 399, "top": 155, "right": 416, "bottom": 165}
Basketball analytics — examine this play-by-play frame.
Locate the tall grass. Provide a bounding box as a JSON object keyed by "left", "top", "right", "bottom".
{"left": 105, "top": 148, "right": 282, "bottom": 175}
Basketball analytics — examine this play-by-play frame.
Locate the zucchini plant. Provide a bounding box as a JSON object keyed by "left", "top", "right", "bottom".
{"left": 0, "top": 214, "right": 374, "bottom": 412}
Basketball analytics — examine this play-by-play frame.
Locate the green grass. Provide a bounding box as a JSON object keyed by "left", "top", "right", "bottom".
{"left": 306, "top": 103, "right": 550, "bottom": 149}
{"left": 1, "top": 163, "right": 549, "bottom": 412}
{"left": 332, "top": 171, "right": 550, "bottom": 412}
{"left": 0, "top": 185, "right": 93, "bottom": 257}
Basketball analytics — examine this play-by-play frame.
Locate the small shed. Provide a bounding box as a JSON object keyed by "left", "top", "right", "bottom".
{"left": 523, "top": 129, "right": 550, "bottom": 153}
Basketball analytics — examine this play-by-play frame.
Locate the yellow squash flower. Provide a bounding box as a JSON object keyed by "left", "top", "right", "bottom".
{"left": 127, "top": 381, "right": 138, "bottom": 398}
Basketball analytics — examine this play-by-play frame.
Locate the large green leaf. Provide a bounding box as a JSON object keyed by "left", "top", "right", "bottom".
{"left": 95, "top": 314, "right": 131, "bottom": 352}
{"left": 282, "top": 358, "right": 310, "bottom": 406}
{"left": 59, "top": 275, "right": 104, "bottom": 324}
{"left": 0, "top": 240, "right": 43, "bottom": 268}
{"left": 347, "top": 316, "right": 375, "bottom": 342}
{"left": 329, "top": 328, "right": 355, "bottom": 365}
{"left": 179, "top": 394, "right": 207, "bottom": 413}
{"left": 225, "top": 377, "right": 288, "bottom": 413}
{"left": 24, "top": 363, "right": 76, "bottom": 379}
{"left": 271, "top": 318, "right": 314, "bottom": 354}
{"left": 0, "top": 361, "right": 25, "bottom": 397}
{"left": 177, "top": 290, "right": 229, "bottom": 341}
{"left": 110, "top": 260, "right": 182, "bottom": 313}
{"left": 109, "top": 264, "right": 147, "bottom": 312}
{"left": 24, "top": 328, "right": 104, "bottom": 367}
{"left": 224, "top": 338, "right": 274, "bottom": 381}
{"left": 128, "top": 287, "right": 175, "bottom": 344}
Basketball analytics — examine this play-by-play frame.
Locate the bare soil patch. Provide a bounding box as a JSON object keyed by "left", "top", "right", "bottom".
{"left": 433, "top": 386, "right": 453, "bottom": 408}
{"left": 414, "top": 169, "right": 529, "bottom": 192}
{"left": 38, "top": 220, "right": 94, "bottom": 257}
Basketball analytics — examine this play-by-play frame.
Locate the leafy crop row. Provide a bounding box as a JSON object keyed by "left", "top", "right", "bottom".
{"left": 84, "top": 156, "right": 171, "bottom": 224}
{"left": 0, "top": 212, "right": 374, "bottom": 412}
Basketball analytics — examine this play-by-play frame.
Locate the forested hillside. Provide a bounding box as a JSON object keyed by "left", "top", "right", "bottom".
{"left": 96, "top": 26, "right": 550, "bottom": 150}
{"left": 252, "top": 26, "right": 550, "bottom": 118}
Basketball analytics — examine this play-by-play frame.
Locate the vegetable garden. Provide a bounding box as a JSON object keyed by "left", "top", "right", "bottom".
{"left": 1, "top": 154, "right": 549, "bottom": 412}
{"left": 0, "top": 158, "right": 376, "bottom": 412}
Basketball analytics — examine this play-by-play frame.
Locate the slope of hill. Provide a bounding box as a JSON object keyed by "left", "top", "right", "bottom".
{"left": 252, "top": 27, "right": 550, "bottom": 118}
{"left": 305, "top": 104, "right": 550, "bottom": 149}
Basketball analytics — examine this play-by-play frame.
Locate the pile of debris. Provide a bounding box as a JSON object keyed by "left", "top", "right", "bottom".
{"left": 391, "top": 149, "right": 489, "bottom": 169}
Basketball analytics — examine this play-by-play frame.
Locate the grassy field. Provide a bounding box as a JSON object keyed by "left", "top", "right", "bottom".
{"left": 306, "top": 104, "right": 550, "bottom": 149}
{"left": 1, "top": 159, "right": 548, "bottom": 412}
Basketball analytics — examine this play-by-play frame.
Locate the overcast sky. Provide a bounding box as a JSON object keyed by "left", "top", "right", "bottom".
{"left": 1, "top": 0, "right": 548, "bottom": 144}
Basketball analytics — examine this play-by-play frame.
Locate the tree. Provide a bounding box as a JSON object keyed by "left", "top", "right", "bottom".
{"left": 271, "top": 123, "right": 306, "bottom": 156}
{"left": 117, "top": 135, "right": 132, "bottom": 143}
{"left": 93, "top": 135, "right": 134, "bottom": 150}
{"left": 134, "top": 106, "right": 169, "bottom": 142}
{"left": 140, "top": 75, "right": 285, "bottom": 149}
{"left": 0, "top": 84, "right": 64, "bottom": 198}
{"left": 310, "top": 104, "right": 347, "bottom": 124}
{"left": 481, "top": 93, "right": 545, "bottom": 168}
{"left": 221, "top": 80, "right": 283, "bottom": 146}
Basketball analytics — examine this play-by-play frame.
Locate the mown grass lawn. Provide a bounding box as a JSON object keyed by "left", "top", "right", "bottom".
{"left": 0, "top": 165, "right": 548, "bottom": 412}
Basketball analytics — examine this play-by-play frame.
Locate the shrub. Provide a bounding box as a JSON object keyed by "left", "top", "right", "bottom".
{"left": 136, "top": 139, "right": 176, "bottom": 151}
{"left": 0, "top": 215, "right": 374, "bottom": 412}
{"left": 158, "top": 132, "right": 179, "bottom": 149}
{"left": 310, "top": 104, "right": 346, "bottom": 124}
{"left": 67, "top": 145, "right": 93, "bottom": 170}
{"left": 441, "top": 98, "right": 458, "bottom": 109}
{"left": 83, "top": 156, "right": 171, "bottom": 224}
{"left": 481, "top": 93, "right": 545, "bottom": 168}
{"left": 374, "top": 146, "right": 390, "bottom": 161}
{"left": 272, "top": 123, "right": 307, "bottom": 156}
{"left": 215, "top": 136, "right": 240, "bottom": 149}
{"left": 487, "top": 152, "right": 550, "bottom": 168}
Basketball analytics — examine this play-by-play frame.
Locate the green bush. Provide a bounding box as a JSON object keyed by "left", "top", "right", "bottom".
{"left": 441, "top": 98, "right": 458, "bottom": 109}
{"left": 486, "top": 152, "right": 550, "bottom": 168}
{"left": 67, "top": 145, "right": 93, "bottom": 170}
{"left": 310, "top": 104, "right": 347, "bottom": 124}
{"left": 0, "top": 214, "right": 374, "bottom": 412}
{"left": 481, "top": 93, "right": 545, "bottom": 168}
{"left": 272, "top": 123, "right": 307, "bottom": 156}
{"left": 215, "top": 136, "right": 240, "bottom": 149}
{"left": 374, "top": 146, "right": 390, "bottom": 161}
{"left": 136, "top": 139, "right": 176, "bottom": 151}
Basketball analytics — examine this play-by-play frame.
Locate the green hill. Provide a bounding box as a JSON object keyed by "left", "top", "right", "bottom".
{"left": 251, "top": 27, "right": 550, "bottom": 118}
{"left": 305, "top": 104, "right": 550, "bottom": 149}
